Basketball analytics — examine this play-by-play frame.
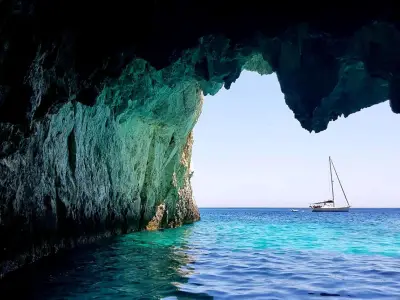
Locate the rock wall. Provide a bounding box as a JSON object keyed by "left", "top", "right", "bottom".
{"left": 0, "top": 58, "right": 203, "bottom": 277}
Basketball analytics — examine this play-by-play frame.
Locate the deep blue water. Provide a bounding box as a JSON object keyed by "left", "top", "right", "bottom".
{"left": 2, "top": 208, "right": 400, "bottom": 299}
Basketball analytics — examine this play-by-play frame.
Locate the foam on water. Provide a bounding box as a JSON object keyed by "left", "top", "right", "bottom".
{"left": 1, "top": 208, "right": 400, "bottom": 299}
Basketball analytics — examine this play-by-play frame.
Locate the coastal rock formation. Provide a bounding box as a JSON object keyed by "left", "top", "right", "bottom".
{"left": 1, "top": 0, "right": 400, "bottom": 276}
{"left": 0, "top": 57, "right": 203, "bottom": 276}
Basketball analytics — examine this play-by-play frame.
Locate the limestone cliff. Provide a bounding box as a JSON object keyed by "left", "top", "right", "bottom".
{"left": 0, "top": 58, "right": 202, "bottom": 276}
{"left": 1, "top": 0, "right": 400, "bottom": 277}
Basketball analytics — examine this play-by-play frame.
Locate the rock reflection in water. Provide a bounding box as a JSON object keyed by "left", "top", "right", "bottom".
{"left": 0, "top": 225, "right": 210, "bottom": 299}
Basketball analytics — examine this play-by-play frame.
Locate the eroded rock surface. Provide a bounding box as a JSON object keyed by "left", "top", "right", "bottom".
{"left": 0, "top": 0, "right": 400, "bottom": 277}
{"left": 0, "top": 58, "right": 203, "bottom": 276}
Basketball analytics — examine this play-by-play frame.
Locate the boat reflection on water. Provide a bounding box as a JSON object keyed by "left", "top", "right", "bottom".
{"left": 0, "top": 225, "right": 211, "bottom": 299}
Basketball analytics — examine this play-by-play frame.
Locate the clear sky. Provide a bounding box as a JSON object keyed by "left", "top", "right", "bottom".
{"left": 191, "top": 71, "right": 400, "bottom": 208}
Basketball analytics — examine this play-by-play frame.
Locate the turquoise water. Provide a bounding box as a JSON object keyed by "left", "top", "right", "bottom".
{"left": 2, "top": 208, "right": 400, "bottom": 299}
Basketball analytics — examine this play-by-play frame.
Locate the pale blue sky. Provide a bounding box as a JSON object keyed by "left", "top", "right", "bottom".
{"left": 191, "top": 71, "right": 400, "bottom": 208}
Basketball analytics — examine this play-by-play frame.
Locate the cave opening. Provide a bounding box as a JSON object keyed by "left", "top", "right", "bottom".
{"left": 192, "top": 71, "right": 400, "bottom": 208}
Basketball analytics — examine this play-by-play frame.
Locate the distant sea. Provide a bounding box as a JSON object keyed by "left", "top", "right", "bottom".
{"left": 2, "top": 208, "right": 400, "bottom": 299}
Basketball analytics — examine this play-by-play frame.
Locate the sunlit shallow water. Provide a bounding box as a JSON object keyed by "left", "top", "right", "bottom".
{"left": 2, "top": 208, "right": 400, "bottom": 299}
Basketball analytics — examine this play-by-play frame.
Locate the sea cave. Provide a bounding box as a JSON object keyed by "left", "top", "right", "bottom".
{"left": 0, "top": 0, "right": 400, "bottom": 279}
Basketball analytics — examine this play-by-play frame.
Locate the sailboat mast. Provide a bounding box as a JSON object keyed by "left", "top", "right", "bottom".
{"left": 329, "top": 156, "right": 335, "bottom": 206}
{"left": 331, "top": 158, "right": 350, "bottom": 207}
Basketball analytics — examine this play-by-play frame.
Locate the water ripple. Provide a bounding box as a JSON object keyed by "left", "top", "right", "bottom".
{"left": 1, "top": 208, "right": 400, "bottom": 299}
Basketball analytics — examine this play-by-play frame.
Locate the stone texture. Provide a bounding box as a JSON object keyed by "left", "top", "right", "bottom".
{"left": 0, "top": 58, "right": 203, "bottom": 277}
{"left": 0, "top": 0, "right": 400, "bottom": 277}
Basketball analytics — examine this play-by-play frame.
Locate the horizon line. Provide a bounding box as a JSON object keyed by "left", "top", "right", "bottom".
{"left": 198, "top": 206, "right": 400, "bottom": 209}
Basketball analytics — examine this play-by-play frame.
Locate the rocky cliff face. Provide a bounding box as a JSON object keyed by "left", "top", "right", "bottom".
{"left": 1, "top": 0, "right": 400, "bottom": 277}
{"left": 0, "top": 57, "right": 203, "bottom": 276}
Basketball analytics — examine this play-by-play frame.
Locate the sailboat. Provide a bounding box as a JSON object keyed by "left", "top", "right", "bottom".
{"left": 309, "top": 156, "right": 351, "bottom": 212}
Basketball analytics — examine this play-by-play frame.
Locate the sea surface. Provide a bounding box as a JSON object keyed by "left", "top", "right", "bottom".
{"left": 2, "top": 208, "right": 400, "bottom": 299}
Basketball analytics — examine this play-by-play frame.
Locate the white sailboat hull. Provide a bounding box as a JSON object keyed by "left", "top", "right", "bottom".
{"left": 312, "top": 207, "right": 350, "bottom": 212}
{"left": 309, "top": 157, "right": 351, "bottom": 212}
